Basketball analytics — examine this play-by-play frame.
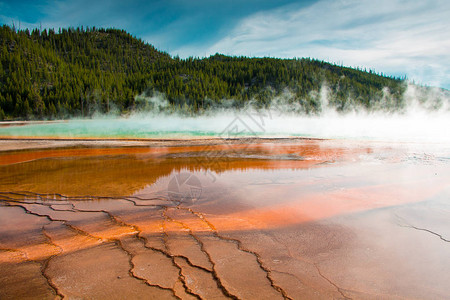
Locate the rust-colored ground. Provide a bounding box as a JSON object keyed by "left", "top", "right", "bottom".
{"left": 0, "top": 139, "right": 449, "bottom": 299}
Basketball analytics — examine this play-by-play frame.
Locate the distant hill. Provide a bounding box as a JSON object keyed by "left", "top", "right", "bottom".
{"left": 0, "top": 25, "right": 408, "bottom": 119}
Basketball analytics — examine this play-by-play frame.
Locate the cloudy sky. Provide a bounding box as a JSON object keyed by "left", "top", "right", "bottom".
{"left": 1, "top": 0, "right": 449, "bottom": 89}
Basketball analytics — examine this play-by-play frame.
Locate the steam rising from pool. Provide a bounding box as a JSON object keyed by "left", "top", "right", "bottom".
{"left": 1, "top": 84, "right": 449, "bottom": 143}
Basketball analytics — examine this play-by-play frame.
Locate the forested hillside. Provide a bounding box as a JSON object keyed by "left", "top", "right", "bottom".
{"left": 0, "top": 25, "right": 406, "bottom": 119}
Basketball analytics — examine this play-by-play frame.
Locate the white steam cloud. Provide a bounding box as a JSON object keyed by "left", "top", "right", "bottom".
{"left": 97, "top": 84, "right": 450, "bottom": 143}
{"left": 2, "top": 83, "right": 449, "bottom": 144}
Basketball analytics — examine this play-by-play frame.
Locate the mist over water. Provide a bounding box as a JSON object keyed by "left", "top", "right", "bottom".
{"left": 1, "top": 84, "right": 449, "bottom": 143}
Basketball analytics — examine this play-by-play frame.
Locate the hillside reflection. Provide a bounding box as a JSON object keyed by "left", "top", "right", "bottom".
{"left": 0, "top": 141, "right": 365, "bottom": 196}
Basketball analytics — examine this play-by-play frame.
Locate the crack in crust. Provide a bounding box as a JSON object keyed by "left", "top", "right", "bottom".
{"left": 0, "top": 191, "right": 294, "bottom": 299}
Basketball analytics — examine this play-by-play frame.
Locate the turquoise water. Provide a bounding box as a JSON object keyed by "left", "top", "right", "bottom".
{"left": 0, "top": 119, "right": 278, "bottom": 138}
{"left": 0, "top": 113, "right": 448, "bottom": 142}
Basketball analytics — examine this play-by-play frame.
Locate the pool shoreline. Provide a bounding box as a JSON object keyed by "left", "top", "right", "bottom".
{"left": 0, "top": 136, "right": 327, "bottom": 152}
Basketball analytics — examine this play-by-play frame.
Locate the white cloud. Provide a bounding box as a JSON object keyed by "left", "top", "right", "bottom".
{"left": 203, "top": 0, "right": 450, "bottom": 88}
{"left": 3, "top": 0, "right": 448, "bottom": 88}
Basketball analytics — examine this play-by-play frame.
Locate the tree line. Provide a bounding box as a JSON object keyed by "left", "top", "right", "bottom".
{"left": 0, "top": 25, "right": 406, "bottom": 119}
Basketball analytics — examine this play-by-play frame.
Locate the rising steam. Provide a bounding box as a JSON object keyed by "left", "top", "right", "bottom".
{"left": 1, "top": 83, "right": 449, "bottom": 143}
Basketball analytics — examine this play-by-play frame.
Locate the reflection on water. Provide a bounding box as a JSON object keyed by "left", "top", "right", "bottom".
{"left": 0, "top": 141, "right": 365, "bottom": 196}
{"left": 0, "top": 140, "right": 449, "bottom": 299}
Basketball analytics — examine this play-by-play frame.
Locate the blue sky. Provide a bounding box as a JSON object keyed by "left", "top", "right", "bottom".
{"left": 1, "top": 0, "right": 449, "bottom": 89}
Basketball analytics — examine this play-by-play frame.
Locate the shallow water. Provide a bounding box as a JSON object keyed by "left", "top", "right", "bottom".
{"left": 0, "top": 139, "right": 449, "bottom": 299}
{"left": 1, "top": 111, "right": 449, "bottom": 143}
